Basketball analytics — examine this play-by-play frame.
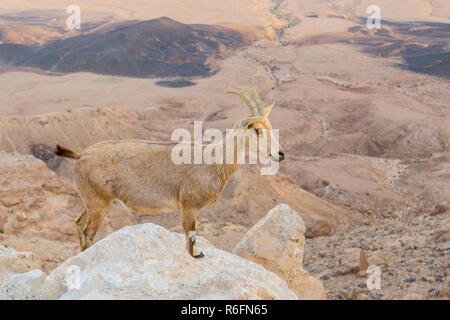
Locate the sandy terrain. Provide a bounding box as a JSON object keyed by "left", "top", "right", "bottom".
{"left": 0, "top": 0, "right": 448, "bottom": 299}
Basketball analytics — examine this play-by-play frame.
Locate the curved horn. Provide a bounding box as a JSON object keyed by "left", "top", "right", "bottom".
{"left": 239, "top": 87, "right": 264, "bottom": 116}
{"left": 227, "top": 90, "right": 259, "bottom": 117}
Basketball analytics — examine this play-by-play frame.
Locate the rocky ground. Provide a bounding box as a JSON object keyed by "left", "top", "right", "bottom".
{"left": 0, "top": 0, "right": 449, "bottom": 300}
{"left": 304, "top": 207, "right": 450, "bottom": 300}
{"left": 0, "top": 205, "right": 322, "bottom": 300}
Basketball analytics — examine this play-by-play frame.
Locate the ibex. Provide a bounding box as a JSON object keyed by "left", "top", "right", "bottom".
{"left": 55, "top": 88, "right": 285, "bottom": 258}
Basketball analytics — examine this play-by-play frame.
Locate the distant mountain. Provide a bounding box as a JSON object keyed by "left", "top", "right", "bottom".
{"left": 0, "top": 17, "right": 244, "bottom": 78}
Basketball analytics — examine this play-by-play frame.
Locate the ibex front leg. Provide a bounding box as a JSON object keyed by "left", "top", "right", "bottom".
{"left": 182, "top": 208, "right": 204, "bottom": 258}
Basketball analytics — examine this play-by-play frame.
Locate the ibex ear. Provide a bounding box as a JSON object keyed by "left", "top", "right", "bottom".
{"left": 264, "top": 103, "right": 274, "bottom": 117}
{"left": 239, "top": 117, "right": 257, "bottom": 128}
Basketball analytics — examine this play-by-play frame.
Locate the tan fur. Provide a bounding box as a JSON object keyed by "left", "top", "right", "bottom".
{"left": 56, "top": 100, "right": 284, "bottom": 258}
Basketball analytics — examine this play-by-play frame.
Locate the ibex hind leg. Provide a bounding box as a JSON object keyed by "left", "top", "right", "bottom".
{"left": 77, "top": 196, "right": 112, "bottom": 252}
{"left": 182, "top": 208, "right": 203, "bottom": 258}
{"left": 76, "top": 208, "right": 88, "bottom": 251}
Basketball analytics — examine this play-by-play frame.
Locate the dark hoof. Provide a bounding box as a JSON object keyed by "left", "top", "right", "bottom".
{"left": 193, "top": 251, "right": 204, "bottom": 259}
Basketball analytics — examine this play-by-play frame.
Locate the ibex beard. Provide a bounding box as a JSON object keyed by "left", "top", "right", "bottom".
{"left": 54, "top": 88, "right": 285, "bottom": 258}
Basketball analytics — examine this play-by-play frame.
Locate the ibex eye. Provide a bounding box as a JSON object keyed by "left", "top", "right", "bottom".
{"left": 255, "top": 128, "right": 262, "bottom": 135}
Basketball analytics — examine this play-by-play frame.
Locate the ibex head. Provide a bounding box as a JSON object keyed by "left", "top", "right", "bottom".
{"left": 228, "top": 87, "right": 285, "bottom": 162}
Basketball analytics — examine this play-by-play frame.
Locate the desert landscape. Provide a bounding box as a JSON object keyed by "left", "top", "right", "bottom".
{"left": 0, "top": 0, "right": 449, "bottom": 300}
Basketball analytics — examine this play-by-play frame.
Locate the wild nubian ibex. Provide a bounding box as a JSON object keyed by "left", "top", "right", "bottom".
{"left": 55, "top": 88, "right": 285, "bottom": 258}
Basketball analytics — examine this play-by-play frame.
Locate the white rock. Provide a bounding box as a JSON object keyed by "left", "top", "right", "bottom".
{"left": 0, "top": 245, "right": 42, "bottom": 286}
{"left": 233, "top": 204, "right": 326, "bottom": 300}
{"left": 0, "top": 269, "right": 46, "bottom": 300}
{"left": 35, "top": 223, "right": 297, "bottom": 300}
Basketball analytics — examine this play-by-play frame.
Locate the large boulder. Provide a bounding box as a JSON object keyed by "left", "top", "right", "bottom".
{"left": 0, "top": 245, "right": 42, "bottom": 286}
{"left": 1, "top": 223, "right": 297, "bottom": 300}
{"left": 232, "top": 204, "right": 326, "bottom": 300}
{"left": 0, "top": 269, "right": 46, "bottom": 300}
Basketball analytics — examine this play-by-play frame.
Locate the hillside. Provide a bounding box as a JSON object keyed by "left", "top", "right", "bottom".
{"left": 0, "top": 17, "right": 244, "bottom": 77}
